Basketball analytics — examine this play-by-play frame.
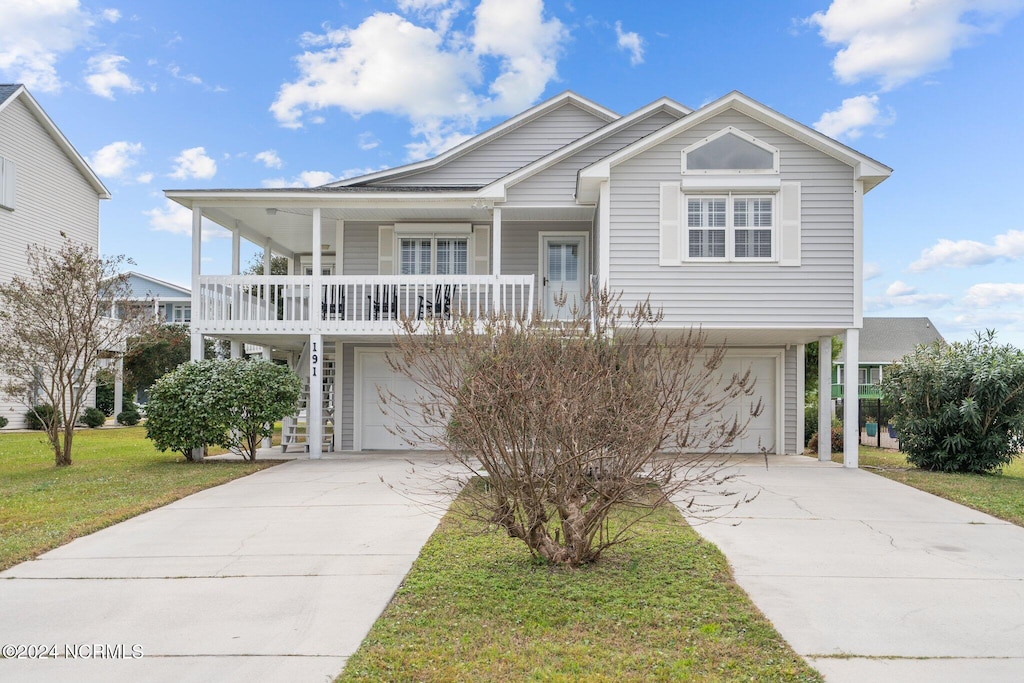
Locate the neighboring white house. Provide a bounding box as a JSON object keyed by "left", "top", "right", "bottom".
{"left": 0, "top": 84, "right": 111, "bottom": 429}
{"left": 166, "top": 90, "right": 890, "bottom": 464}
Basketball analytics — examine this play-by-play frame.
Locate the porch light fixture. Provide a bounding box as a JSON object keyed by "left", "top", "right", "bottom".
{"left": 265, "top": 208, "right": 277, "bottom": 215}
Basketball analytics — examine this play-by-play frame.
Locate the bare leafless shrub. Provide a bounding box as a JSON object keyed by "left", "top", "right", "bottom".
{"left": 385, "top": 290, "right": 761, "bottom": 567}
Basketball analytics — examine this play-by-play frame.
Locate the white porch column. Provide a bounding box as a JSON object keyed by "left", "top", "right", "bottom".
{"left": 335, "top": 220, "right": 345, "bottom": 274}
{"left": 189, "top": 205, "right": 204, "bottom": 462}
{"left": 262, "top": 345, "right": 273, "bottom": 449}
{"left": 308, "top": 333, "right": 323, "bottom": 458}
{"left": 312, "top": 208, "right": 322, "bottom": 324}
{"left": 263, "top": 237, "right": 272, "bottom": 275}
{"left": 843, "top": 328, "right": 859, "bottom": 468}
{"left": 796, "top": 343, "right": 806, "bottom": 456}
{"left": 818, "top": 335, "right": 832, "bottom": 462}
{"left": 114, "top": 355, "right": 124, "bottom": 418}
{"left": 230, "top": 341, "right": 241, "bottom": 359}
{"left": 598, "top": 180, "right": 611, "bottom": 291}
{"left": 231, "top": 223, "right": 241, "bottom": 275}
{"left": 491, "top": 207, "right": 501, "bottom": 311}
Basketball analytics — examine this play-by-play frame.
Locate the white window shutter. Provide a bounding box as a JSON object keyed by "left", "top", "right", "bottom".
{"left": 659, "top": 182, "right": 680, "bottom": 265}
{"left": 1, "top": 157, "right": 14, "bottom": 210}
{"left": 378, "top": 225, "right": 394, "bottom": 274}
{"left": 779, "top": 181, "right": 801, "bottom": 266}
{"left": 472, "top": 224, "right": 490, "bottom": 275}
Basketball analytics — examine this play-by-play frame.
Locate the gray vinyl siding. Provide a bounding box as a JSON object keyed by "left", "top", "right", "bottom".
{"left": 785, "top": 346, "right": 797, "bottom": 454}
{"left": 608, "top": 110, "right": 856, "bottom": 328}
{"left": 375, "top": 104, "right": 609, "bottom": 187}
{"left": 507, "top": 110, "right": 681, "bottom": 205}
{"left": 341, "top": 221, "right": 381, "bottom": 275}
{"left": 0, "top": 96, "right": 102, "bottom": 429}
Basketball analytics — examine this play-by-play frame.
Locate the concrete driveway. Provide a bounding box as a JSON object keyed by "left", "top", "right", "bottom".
{"left": 682, "top": 455, "right": 1024, "bottom": 683}
{"left": 0, "top": 452, "right": 455, "bottom": 683}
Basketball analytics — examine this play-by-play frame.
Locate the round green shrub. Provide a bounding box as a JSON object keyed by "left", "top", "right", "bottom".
{"left": 0, "top": 415, "right": 8, "bottom": 429}
{"left": 117, "top": 405, "right": 141, "bottom": 426}
{"left": 80, "top": 406, "right": 106, "bottom": 428}
{"left": 25, "top": 404, "right": 56, "bottom": 430}
{"left": 883, "top": 333, "right": 1024, "bottom": 473}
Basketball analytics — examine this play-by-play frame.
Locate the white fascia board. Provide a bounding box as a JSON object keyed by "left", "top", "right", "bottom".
{"left": 165, "top": 189, "right": 497, "bottom": 207}
{"left": 331, "top": 91, "right": 620, "bottom": 187}
{"left": 576, "top": 91, "right": 892, "bottom": 198}
{"left": 482, "top": 97, "right": 691, "bottom": 198}
{"left": 2, "top": 86, "right": 111, "bottom": 199}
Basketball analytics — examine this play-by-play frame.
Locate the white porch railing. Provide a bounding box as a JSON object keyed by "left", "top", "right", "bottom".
{"left": 196, "top": 274, "right": 535, "bottom": 334}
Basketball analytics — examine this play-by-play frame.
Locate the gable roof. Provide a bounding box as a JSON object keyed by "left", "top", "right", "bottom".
{"left": 853, "top": 317, "right": 945, "bottom": 364}
{"left": 332, "top": 91, "right": 619, "bottom": 188}
{"left": 124, "top": 271, "right": 191, "bottom": 299}
{"left": 0, "top": 84, "right": 111, "bottom": 199}
{"left": 480, "top": 96, "right": 691, "bottom": 199}
{"left": 577, "top": 90, "right": 892, "bottom": 202}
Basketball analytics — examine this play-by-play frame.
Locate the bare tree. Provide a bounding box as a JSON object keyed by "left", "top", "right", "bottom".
{"left": 0, "top": 236, "right": 153, "bottom": 466}
{"left": 385, "top": 290, "right": 761, "bottom": 567}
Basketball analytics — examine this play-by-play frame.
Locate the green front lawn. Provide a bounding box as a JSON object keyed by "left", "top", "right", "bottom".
{"left": 339, "top": 495, "right": 821, "bottom": 682}
{"left": 838, "top": 446, "right": 1024, "bottom": 527}
{"left": 0, "top": 427, "right": 278, "bottom": 571}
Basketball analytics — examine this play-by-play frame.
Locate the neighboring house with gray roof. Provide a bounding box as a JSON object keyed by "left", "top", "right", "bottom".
{"left": 833, "top": 317, "right": 945, "bottom": 400}
{"left": 120, "top": 271, "right": 192, "bottom": 324}
{"left": 0, "top": 84, "right": 110, "bottom": 429}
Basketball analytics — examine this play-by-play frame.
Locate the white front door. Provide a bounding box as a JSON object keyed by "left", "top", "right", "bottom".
{"left": 542, "top": 236, "right": 585, "bottom": 319}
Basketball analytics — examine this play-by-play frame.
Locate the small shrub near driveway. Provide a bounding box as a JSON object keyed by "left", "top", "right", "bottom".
{"left": 25, "top": 404, "right": 57, "bottom": 431}
{"left": 117, "top": 399, "right": 141, "bottom": 426}
{"left": 883, "top": 331, "right": 1024, "bottom": 473}
{"left": 0, "top": 416, "right": 8, "bottom": 429}
{"left": 145, "top": 359, "right": 300, "bottom": 461}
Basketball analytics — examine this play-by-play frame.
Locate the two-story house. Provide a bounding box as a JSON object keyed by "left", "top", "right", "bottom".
{"left": 0, "top": 84, "right": 110, "bottom": 429}
{"left": 167, "top": 91, "right": 890, "bottom": 465}
{"left": 121, "top": 272, "right": 192, "bottom": 325}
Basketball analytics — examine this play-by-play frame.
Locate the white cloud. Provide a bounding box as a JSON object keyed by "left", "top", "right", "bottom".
{"left": 170, "top": 146, "right": 217, "bottom": 180}
{"left": 168, "top": 63, "right": 202, "bottom": 85}
{"left": 85, "top": 54, "right": 142, "bottom": 99}
{"left": 271, "top": 0, "right": 567, "bottom": 159}
{"left": 358, "top": 131, "right": 379, "bottom": 150}
{"left": 262, "top": 170, "right": 338, "bottom": 188}
{"left": 614, "top": 21, "right": 644, "bottom": 66}
{"left": 814, "top": 94, "right": 893, "bottom": 140}
{"left": 866, "top": 280, "right": 953, "bottom": 310}
{"left": 0, "top": 0, "right": 96, "bottom": 92}
{"left": 863, "top": 262, "right": 882, "bottom": 280}
{"left": 101, "top": 8, "right": 120, "bottom": 23}
{"left": 908, "top": 229, "right": 1024, "bottom": 272}
{"left": 405, "top": 119, "right": 473, "bottom": 161}
{"left": 89, "top": 141, "right": 144, "bottom": 178}
{"left": 962, "top": 282, "right": 1024, "bottom": 308}
{"left": 136, "top": 172, "right": 153, "bottom": 184}
{"left": 145, "top": 199, "right": 229, "bottom": 240}
{"left": 808, "top": 0, "right": 1024, "bottom": 91}
{"left": 398, "top": 0, "right": 465, "bottom": 33}
{"left": 254, "top": 150, "right": 283, "bottom": 169}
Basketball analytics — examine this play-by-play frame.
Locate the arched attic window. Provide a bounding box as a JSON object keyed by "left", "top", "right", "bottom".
{"left": 682, "top": 127, "right": 778, "bottom": 174}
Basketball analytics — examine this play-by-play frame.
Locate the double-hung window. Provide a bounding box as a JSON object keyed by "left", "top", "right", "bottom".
{"left": 400, "top": 237, "right": 468, "bottom": 275}
{"left": 686, "top": 194, "right": 774, "bottom": 261}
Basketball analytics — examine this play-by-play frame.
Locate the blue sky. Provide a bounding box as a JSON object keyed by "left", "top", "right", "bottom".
{"left": 3, "top": 0, "right": 1024, "bottom": 346}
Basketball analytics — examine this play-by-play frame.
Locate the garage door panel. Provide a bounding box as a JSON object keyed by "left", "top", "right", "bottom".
{"left": 715, "top": 356, "right": 776, "bottom": 454}
{"left": 358, "top": 351, "right": 440, "bottom": 451}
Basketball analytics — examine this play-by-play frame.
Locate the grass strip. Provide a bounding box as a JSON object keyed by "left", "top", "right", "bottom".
{"left": 0, "top": 427, "right": 279, "bottom": 571}
{"left": 340, "top": 492, "right": 821, "bottom": 682}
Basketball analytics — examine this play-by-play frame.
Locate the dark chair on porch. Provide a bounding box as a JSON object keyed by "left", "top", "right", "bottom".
{"left": 367, "top": 284, "right": 399, "bottom": 320}
{"left": 321, "top": 286, "right": 346, "bottom": 320}
{"left": 417, "top": 284, "right": 456, "bottom": 320}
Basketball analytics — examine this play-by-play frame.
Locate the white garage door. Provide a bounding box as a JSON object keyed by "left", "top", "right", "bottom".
{"left": 357, "top": 350, "right": 438, "bottom": 450}
{"left": 717, "top": 356, "right": 777, "bottom": 454}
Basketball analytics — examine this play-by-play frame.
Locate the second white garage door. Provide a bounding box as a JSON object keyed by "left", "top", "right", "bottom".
{"left": 356, "top": 350, "right": 439, "bottom": 451}
{"left": 717, "top": 356, "right": 777, "bottom": 454}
